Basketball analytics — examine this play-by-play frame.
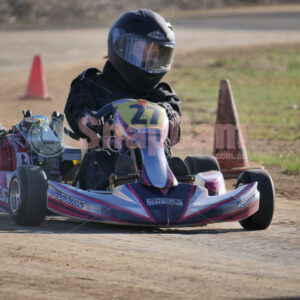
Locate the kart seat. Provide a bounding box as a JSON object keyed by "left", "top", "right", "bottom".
{"left": 169, "top": 156, "right": 190, "bottom": 178}
{"left": 115, "top": 154, "right": 138, "bottom": 176}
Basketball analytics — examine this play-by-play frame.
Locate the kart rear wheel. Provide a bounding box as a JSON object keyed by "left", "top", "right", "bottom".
{"left": 184, "top": 155, "right": 220, "bottom": 174}
{"left": 236, "top": 169, "right": 274, "bottom": 230}
{"left": 9, "top": 165, "right": 48, "bottom": 226}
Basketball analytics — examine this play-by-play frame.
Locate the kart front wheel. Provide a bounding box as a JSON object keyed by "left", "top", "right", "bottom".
{"left": 9, "top": 165, "right": 48, "bottom": 226}
{"left": 184, "top": 155, "right": 220, "bottom": 174}
{"left": 236, "top": 169, "right": 275, "bottom": 230}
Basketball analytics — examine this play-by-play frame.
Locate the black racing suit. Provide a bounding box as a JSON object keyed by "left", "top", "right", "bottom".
{"left": 64, "top": 60, "right": 181, "bottom": 189}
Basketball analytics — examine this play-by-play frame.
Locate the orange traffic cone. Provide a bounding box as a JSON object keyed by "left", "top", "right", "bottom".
{"left": 20, "top": 55, "right": 51, "bottom": 100}
{"left": 213, "top": 79, "right": 249, "bottom": 177}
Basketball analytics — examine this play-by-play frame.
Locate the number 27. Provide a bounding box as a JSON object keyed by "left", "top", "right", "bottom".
{"left": 129, "top": 104, "right": 160, "bottom": 125}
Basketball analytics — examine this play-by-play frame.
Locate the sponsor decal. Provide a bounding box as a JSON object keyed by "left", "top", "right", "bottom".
{"left": 0, "top": 174, "right": 9, "bottom": 205}
{"left": 0, "top": 186, "right": 8, "bottom": 205}
{"left": 237, "top": 193, "right": 256, "bottom": 210}
{"left": 16, "top": 152, "right": 31, "bottom": 166}
{"left": 146, "top": 198, "right": 183, "bottom": 207}
{"left": 0, "top": 173, "right": 7, "bottom": 187}
{"left": 49, "top": 187, "right": 87, "bottom": 210}
{"left": 147, "top": 30, "right": 166, "bottom": 40}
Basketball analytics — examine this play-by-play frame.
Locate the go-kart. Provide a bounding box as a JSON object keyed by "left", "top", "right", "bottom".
{"left": 0, "top": 99, "right": 274, "bottom": 229}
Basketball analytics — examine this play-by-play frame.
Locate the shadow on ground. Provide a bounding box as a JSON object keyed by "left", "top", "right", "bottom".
{"left": 0, "top": 212, "right": 245, "bottom": 235}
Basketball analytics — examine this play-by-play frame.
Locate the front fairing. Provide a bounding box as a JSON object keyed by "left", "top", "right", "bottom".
{"left": 114, "top": 99, "right": 177, "bottom": 189}
{"left": 132, "top": 130, "right": 177, "bottom": 189}
{"left": 47, "top": 180, "right": 259, "bottom": 227}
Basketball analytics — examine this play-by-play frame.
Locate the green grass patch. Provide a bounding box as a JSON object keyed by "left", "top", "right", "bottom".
{"left": 166, "top": 47, "right": 300, "bottom": 140}
{"left": 249, "top": 152, "right": 300, "bottom": 175}
{"left": 166, "top": 46, "right": 300, "bottom": 174}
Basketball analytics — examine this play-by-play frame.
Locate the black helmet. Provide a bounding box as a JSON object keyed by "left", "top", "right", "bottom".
{"left": 108, "top": 9, "right": 175, "bottom": 92}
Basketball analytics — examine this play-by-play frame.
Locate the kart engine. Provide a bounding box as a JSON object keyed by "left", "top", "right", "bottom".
{"left": 0, "top": 110, "right": 81, "bottom": 182}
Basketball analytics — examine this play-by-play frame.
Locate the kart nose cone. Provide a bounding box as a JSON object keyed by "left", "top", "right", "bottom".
{"left": 138, "top": 132, "right": 177, "bottom": 189}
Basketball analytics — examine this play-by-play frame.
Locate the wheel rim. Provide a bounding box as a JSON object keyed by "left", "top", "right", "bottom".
{"left": 10, "top": 178, "right": 21, "bottom": 214}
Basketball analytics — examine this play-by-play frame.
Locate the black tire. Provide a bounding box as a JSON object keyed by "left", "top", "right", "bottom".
{"left": 184, "top": 155, "right": 220, "bottom": 174}
{"left": 9, "top": 165, "right": 48, "bottom": 226}
{"left": 237, "top": 169, "right": 275, "bottom": 230}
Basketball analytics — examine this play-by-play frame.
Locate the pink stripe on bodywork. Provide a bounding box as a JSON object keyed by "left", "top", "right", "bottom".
{"left": 141, "top": 169, "right": 151, "bottom": 186}
{"left": 195, "top": 199, "right": 259, "bottom": 224}
{"left": 166, "top": 168, "right": 175, "bottom": 189}
{"left": 126, "top": 184, "right": 156, "bottom": 223}
{"left": 0, "top": 201, "right": 8, "bottom": 209}
{"left": 49, "top": 181, "right": 155, "bottom": 222}
{"left": 48, "top": 200, "right": 90, "bottom": 220}
{"left": 222, "top": 201, "right": 259, "bottom": 222}
{"left": 116, "top": 111, "right": 132, "bottom": 139}
{"left": 179, "top": 182, "right": 256, "bottom": 222}
{"left": 178, "top": 185, "right": 196, "bottom": 222}
{"left": 48, "top": 196, "right": 132, "bottom": 224}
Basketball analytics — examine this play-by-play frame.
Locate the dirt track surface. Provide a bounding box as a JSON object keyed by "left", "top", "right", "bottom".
{"left": 0, "top": 193, "right": 300, "bottom": 300}
{"left": 0, "top": 5, "right": 300, "bottom": 300}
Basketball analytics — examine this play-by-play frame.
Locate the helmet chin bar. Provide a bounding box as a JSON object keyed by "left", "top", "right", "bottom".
{"left": 112, "top": 52, "right": 167, "bottom": 92}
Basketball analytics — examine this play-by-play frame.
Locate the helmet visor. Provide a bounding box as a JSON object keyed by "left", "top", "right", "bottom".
{"left": 112, "top": 29, "right": 174, "bottom": 73}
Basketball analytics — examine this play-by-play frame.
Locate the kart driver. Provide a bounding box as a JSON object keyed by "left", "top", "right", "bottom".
{"left": 64, "top": 9, "right": 182, "bottom": 190}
